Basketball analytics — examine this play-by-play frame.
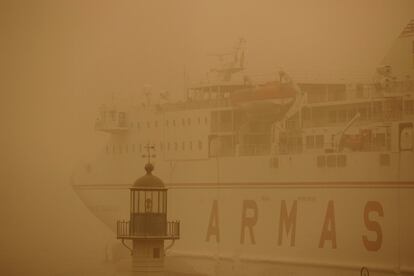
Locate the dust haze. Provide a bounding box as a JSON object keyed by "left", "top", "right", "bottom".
{"left": 1, "top": 0, "right": 413, "bottom": 275}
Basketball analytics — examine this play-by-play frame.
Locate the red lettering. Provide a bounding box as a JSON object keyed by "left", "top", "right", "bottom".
{"left": 240, "top": 200, "right": 258, "bottom": 244}
{"left": 206, "top": 200, "right": 220, "bottom": 243}
{"left": 278, "top": 200, "right": 297, "bottom": 246}
{"left": 319, "top": 200, "right": 337, "bottom": 249}
{"left": 362, "top": 201, "right": 384, "bottom": 251}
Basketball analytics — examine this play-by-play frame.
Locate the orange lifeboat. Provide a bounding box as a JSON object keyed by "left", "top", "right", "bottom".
{"left": 230, "top": 81, "right": 296, "bottom": 105}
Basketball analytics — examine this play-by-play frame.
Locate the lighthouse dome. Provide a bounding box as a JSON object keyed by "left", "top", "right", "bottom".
{"left": 133, "top": 163, "right": 165, "bottom": 188}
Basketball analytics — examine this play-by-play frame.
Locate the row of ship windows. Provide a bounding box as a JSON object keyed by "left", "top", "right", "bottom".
{"left": 270, "top": 154, "right": 390, "bottom": 169}
{"left": 316, "top": 153, "right": 390, "bottom": 168}
{"left": 106, "top": 141, "right": 204, "bottom": 154}
{"left": 269, "top": 155, "right": 348, "bottom": 169}
{"left": 317, "top": 155, "right": 347, "bottom": 168}
{"left": 301, "top": 100, "right": 414, "bottom": 126}
{"left": 305, "top": 135, "right": 324, "bottom": 149}
{"left": 129, "top": 117, "right": 209, "bottom": 129}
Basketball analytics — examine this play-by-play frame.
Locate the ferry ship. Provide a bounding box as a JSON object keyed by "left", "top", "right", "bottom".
{"left": 72, "top": 20, "right": 414, "bottom": 276}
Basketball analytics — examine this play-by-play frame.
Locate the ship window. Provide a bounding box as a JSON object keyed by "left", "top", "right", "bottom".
{"left": 153, "top": 248, "right": 160, "bottom": 259}
{"left": 405, "top": 100, "right": 414, "bottom": 114}
{"left": 379, "top": 154, "right": 390, "bottom": 166}
{"left": 372, "top": 102, "right": 382, "bottom": 117}
{"left": 373, "top": 133, "right": 386, "bottom": 150}
{"left": 337, "top": 154, "right": 347, "bottom": 167}
{"left": 306, "top": 136, "right": 315, "bottom": 149}
{"left": 329, "top": 111, "right": 337, "bottom": 123}
{"left": 317, "top": 156, "right": 326, "bottom": 168}
{"left": 337, "top": 110, "right": 347, "bottom": 122}
{"left": 189, "top": 141, "right": 193, "bottom": 151}
{"left": 270, "top": 157, "right": 279, "bottom": 168}
{"left": 302, "top": 107, "right": 311, "bottom": 121}
{"left": 356, "top": 84, "right": 364, "bottom": 98}
{"left": 315, "top": 135, "right": 324, "bottom": 148}
{"left": 327, "top": 155, "right": 337, "bottom": 167}
{"left": 198, "top": 140, "right": 203, "bottom": 150}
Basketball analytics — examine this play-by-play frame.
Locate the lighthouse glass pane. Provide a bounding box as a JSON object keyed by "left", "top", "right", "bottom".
{"left": 139, "top": 191, "right": 145, "bottom": 213}
{"left": 163, "top": 191, "right": 167, "bottom": 213}
{"left": 144, "top": 192, "right": 153, "bottom": 213}
{"left": 134, "top": 191, "right": 139, "bottom": 213}
{"left": 152, "top": 191, "right": 159, "bottom": 213}
{"left": 130, "top": 191, "right": 133, "bottom": 213}
{"left": 159, "top": 191, "right": 164, "bottom": 213}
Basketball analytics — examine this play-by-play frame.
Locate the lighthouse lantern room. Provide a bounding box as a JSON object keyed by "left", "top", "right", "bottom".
{"left": 117, "top": 162, "right": 180, "bottom": 276}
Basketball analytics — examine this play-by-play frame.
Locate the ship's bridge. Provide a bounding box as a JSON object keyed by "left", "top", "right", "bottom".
{"left": 95, "top": 104, "right": 128, "bottom": 134}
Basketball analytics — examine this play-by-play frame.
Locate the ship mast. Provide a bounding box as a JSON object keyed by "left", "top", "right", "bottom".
{"left": 209, "top": 38, "right": 246, "bottom": 82}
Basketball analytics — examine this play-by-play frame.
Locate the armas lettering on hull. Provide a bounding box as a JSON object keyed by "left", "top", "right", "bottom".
{"left": 206, "top": 200, "right": 384, "bottom": 252}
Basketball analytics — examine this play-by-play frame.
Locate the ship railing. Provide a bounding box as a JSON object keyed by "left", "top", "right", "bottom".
{"left": 116, "top": 220, "right": 180, "bottom": 240}
{"left": 162, "top": 98, "right": 232, "bottom": 111}
{"left": 95, "top": 119, "right": 128, "bottom": 132}
{"left": 238, "top": 144, "right": 270, "bottom": 156}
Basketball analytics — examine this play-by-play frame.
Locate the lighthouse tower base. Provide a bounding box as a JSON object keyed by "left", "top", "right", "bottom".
{"left": 131, "top": 239, "right": 165, "bottom": 276}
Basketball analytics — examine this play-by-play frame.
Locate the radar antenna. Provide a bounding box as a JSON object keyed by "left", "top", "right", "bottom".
{"left": 209, "top": 38, "right": 246, "bottom": 81}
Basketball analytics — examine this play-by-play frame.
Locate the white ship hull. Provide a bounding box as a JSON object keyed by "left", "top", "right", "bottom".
{"left": 72, "top": 151, "right": 414, "bottom": 276}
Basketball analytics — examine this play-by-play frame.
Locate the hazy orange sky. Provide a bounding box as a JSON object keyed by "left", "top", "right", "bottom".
{"left": 1, "top": 0, "right": 413, "bottom": 174}
{"left": 0, "top": 0, "right": 413, "bottom": 274}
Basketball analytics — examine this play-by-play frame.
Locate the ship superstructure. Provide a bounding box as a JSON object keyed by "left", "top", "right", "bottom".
{"left": 73, "top": 21, "right": 414, "bottom": 276}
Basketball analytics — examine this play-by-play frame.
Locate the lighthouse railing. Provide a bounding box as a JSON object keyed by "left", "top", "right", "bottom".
{"left": 116, "top": 220, "right": 180, "bottom": 239}
{"left": 117, "top": 220, "right": 130, "bottom": 237}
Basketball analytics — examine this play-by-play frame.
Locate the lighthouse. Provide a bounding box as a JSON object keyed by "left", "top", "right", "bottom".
{"left": 117, "top": 157, "right": 180, "bottom": 275}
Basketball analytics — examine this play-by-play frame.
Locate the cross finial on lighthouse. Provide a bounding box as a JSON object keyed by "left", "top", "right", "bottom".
{"left": 142, "top": 143, "right": 156, "bottom": 165}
